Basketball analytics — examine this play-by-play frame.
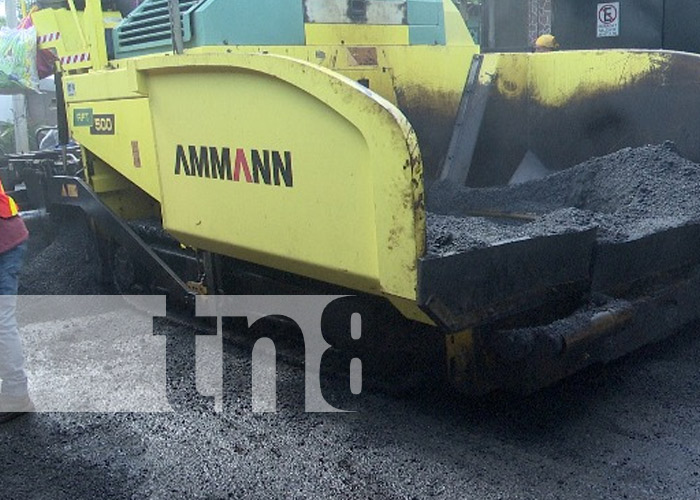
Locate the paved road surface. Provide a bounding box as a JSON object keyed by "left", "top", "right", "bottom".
{"left": 1, "top": 307, "right": 699, "bottom": 499}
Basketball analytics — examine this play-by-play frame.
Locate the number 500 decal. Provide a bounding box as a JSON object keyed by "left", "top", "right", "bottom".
{"left": 91, "top": 114, "right": 116, "bottom": 135}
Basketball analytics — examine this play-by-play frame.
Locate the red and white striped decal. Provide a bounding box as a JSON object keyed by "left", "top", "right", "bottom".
{"left": 60, "top": 53, "right": 91, "bottom": 65}
{"left": 38, "top": 32, "right": 61, "bottom": 44}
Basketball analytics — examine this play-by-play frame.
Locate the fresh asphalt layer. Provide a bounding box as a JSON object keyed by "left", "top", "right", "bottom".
{"left": 1, "top": 307, "right": 699, "bottom": 499}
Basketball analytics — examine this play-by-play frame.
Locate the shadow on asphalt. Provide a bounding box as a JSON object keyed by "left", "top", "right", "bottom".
{"left": 393, "top": 320, "right": 700, "bottom": 437}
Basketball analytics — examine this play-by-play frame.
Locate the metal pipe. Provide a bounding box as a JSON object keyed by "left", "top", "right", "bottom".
{"left": 461, "top": 210, "right": 538, "bottom": 222}
{"left": 562, "top": 304, "right": 635, "bottom": 352}
{"left": 489, "top": 302, "right": 635, "bottom": 363}
{"left": 168, "top": 0, "right": 185, "bottom": 55}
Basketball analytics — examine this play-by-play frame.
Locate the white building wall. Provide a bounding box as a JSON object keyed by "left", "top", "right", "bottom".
{"left": 0, "top": 95, "right": 13, "bottom": 123}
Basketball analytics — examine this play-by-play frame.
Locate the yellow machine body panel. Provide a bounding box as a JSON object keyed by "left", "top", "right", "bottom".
{"left": 305, "top": 24, "right": 410, "bottom": 45}
{"left": 57, "top": 39, "right": 685, "bottom": 323}
{"left": 63, "top": 52, "right": 426, "bottom": 303}
{"left": 147, "top": 55, "right": 418, "bottom": 298}
{"left": 462, "top": 49, "right": 690, "bottom": 188}
{"left": 32, "top": 5, "right": 120, "bottom": 70}
{"left": 482, "top": 50, "right": 669, "bottom": 107}
{"left": 68, "top": 95, "right": 161, "bottom": 201}
{"left": 32, "top": 1, "right": 700, "bottom": 394}
{"left": 57, "top": 38, "right": 480, "bottom": 323}
{"left": 181, "top": 44, "right": 478, "bottom": 181}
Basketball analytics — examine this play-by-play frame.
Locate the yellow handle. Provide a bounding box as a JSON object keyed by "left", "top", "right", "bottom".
{"left": 66, "top": 0, "right": 89, "bottom": 48}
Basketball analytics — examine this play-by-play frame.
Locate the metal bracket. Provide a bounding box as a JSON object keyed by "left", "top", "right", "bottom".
{"left": 47, "top": 176, "right": 195, "bottom": 307}
{"left": 168, "top": 0, "right": 185, "bottom": 55}
{"left": 439, "top": 54, "right": 492, "bottom": 185}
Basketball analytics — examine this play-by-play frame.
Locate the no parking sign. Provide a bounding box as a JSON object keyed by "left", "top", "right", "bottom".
{"left": 597, "top": 2, "right": 620, "bottom": 38}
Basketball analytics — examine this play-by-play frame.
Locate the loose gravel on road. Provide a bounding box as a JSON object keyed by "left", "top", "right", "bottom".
{"left": 2, "top": 314, "right": 700, "bottom": 499}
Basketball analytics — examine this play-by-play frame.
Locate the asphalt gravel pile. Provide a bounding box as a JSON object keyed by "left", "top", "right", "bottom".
{"left": 19, "top": 213, "right": 101, "bottom": 295}
{"left": 427, "top": 142, "right": 700, "bottom": 256}
{"left": 427, "top": 208, "right": 597, "bottom": 253}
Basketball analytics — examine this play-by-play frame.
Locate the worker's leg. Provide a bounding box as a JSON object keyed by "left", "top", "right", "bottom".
{"left": 0, "top": 243, "right": 28, "bottom": 397}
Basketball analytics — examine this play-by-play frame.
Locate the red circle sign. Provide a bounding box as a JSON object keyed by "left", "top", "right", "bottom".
{"left": 598, "top": 4, "right": 618, "bottom": 25}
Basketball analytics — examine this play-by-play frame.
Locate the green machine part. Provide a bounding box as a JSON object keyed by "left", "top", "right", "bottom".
{"left": 113, "top": 0, "right": 452, "bottom": 58}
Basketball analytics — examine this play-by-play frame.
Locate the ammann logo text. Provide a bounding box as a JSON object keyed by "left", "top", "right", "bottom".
{"left": 175, "top": 145, "right": 294, "bottom": 188}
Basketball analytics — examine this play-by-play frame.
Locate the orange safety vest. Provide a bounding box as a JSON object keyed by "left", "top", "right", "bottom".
{"left": 0, "top": 178, "right": 19, "bottom": 218}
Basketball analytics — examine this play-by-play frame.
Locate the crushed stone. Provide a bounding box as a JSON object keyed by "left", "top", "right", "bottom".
{"left": 19, "top": 212, "right": 101, "bottom": 295}
{"left": 427, "top": 142, "right": 700, "bottom": 256}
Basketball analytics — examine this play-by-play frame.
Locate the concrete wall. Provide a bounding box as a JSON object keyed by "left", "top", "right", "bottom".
{"left": 0, "top": 96, "right": 13, "bottom": 123}
{"left": 553, "top": 0, "right": 663, "bottom": 50}
{"left": 481, "top": 0, "right": 682, "bottom": 52}
{"left": 0, "top": 78, "right": 56, "bottom": 152}
{"left": 30, "top": 78, "right": 58, "bottom": 128}
{"left": 662, "top": 0, "right": 700, "bottom": 53}
{"left": 481, "top": 0, "right": 529, "bottom": 51}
